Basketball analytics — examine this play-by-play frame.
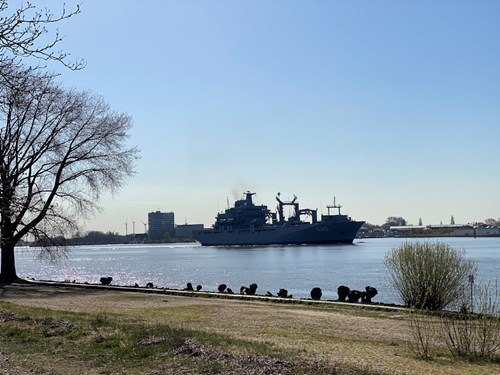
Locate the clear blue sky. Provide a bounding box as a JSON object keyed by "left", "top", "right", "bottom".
{"left": 42, "top": 0, "right": 500, "bottom": 233}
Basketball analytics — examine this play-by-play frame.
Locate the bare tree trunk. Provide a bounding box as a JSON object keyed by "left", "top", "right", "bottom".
{"left": 0, "top": 241, "right": 19, "bottom": 282}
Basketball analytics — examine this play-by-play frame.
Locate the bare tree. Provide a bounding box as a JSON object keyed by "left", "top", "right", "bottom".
{"left": 0, "top": 68, "right": 138, "bottom": 282}
{"left": 0, "top": 0, "right": 84, "bottom": 70}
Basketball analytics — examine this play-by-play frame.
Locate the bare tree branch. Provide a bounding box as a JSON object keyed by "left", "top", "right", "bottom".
{"left": 0, "top": 66, "right": 138, "bottom": 281}
{"left": 0, "top": 0, "right": 85, "bottom": 70}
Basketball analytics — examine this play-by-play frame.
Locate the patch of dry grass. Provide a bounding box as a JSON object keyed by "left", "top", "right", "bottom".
{"left": 2, "top": 283, "right": 500, "bottom": 374}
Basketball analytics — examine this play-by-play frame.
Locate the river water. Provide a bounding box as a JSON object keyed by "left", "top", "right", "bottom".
{"left": 13, "top": 237, "right": 500, "bottom": 304}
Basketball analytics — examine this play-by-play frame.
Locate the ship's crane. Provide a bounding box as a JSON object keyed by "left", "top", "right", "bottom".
{"left": 298, "top": 208, "right": 318, "bottom": 223}
{"left": 275, "top": 193, "right": 299, "bottom": 223}
{"left": 276, "top": 193, "right": 319, "bottom": 224}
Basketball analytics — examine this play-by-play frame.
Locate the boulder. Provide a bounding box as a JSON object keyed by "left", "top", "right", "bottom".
{"left": 310, "top": 287, "right": 322, "bottom": 300}
{"left": 337, "top": 285, "right": 350, "bottom": 301}
{"left": 218, "top": 284, "right": 227, "bottom": 293}
{"left": 100, "top": 277, "right": 112, "bottom": 285}
{"left": 247, "top": 283, "right": 258, "bottom": 295}
{"left": 347, "top": 289, "right": 362, "bottom": 303}
{"left": 277, "top": 288, "right": 292, "bottom": 298}
{"left": 240, "top": 283, "right": 258, "bottom": 295}
{"left": 362, "top": 286, "right": 378, "bottom": 303}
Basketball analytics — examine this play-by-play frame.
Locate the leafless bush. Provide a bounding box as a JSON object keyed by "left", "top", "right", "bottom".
{"left": 407, "top": 307, "right": 438, "bottom": 359}
{"left": 441, "top": 285, "right": 500, "bottom": 359}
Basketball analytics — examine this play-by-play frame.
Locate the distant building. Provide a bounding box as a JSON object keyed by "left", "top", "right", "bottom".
{"left": 453, "top": 226, "right": 500, "bottom": 237}
{"left": 148, "top": 211, "right": 174, "bottom": 241}
{"left": 175, "top": 224, "right": 204, "bottom": 238}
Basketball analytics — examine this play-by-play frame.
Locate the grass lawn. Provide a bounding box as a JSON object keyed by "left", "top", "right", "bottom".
{"left": 1, "top": 283, "right": 499, "bottom": 374}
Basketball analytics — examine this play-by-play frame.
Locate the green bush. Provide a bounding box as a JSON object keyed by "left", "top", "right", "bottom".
{"left": 385, "top": 241, "right": 476, "bottom": 310}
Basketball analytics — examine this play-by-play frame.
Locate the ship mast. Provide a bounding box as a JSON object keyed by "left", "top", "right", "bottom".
{"left": 326, "top": 197, "right": 342, "bottom": 215}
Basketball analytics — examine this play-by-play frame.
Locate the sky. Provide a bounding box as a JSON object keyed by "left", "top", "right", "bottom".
{"left": 31, "top": 1, "right": 500, "bottom": 233}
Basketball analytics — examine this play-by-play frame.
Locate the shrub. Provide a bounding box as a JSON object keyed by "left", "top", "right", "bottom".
{"left": 407, "top": 308, "right": 438, "bottom": 359}
{"left": 385, "top": 241, "right": 476, "bottom": 310}
{"left": 441, "top": 284, "right": 500, "bottom": 359}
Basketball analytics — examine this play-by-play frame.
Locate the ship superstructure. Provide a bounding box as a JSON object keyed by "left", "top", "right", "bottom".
{"left": 193, "top": 191, "right": 364, "bottom": 246}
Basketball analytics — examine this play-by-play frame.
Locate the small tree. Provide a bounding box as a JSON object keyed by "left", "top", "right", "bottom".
{"left": 385, "top": 241, "right": 476, "bottom": 310}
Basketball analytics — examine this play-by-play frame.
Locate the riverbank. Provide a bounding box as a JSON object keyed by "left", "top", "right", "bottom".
{"left": 16, "top": 238, "right": 500, "bottom": 304}
{"left": 1, "top": 282, "right": 499, "bottom": 374}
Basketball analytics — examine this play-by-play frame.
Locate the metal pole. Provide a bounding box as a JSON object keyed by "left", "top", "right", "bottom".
{"left": 468, "top": 275, "right": 474, "bottom": 313}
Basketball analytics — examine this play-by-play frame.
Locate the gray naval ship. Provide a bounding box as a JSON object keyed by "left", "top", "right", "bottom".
{"left": 193, "top": 191, "right": 364, "bottom": 246}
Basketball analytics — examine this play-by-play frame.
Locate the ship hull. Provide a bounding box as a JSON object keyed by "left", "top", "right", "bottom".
{"left": 193, "top": 220, "right": 364, "bottom": 246}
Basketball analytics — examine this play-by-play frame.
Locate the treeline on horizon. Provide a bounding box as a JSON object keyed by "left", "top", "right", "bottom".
{"left": 358, "top": 216, "right": 500, "bottom": 239}
{"left": 366, "top": 216, "right": 500, "bottom": 229}
{"left": 28, "top": 231, "right": 194, "bottom": 247}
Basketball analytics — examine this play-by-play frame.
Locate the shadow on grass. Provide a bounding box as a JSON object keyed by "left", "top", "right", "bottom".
{"left": 0, "top": 281, "right": 119, "bottom": 300}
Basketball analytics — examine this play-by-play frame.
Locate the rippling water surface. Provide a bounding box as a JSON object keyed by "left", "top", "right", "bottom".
{"left": 14, "top": 237, "right": 500, "bottom": 304}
